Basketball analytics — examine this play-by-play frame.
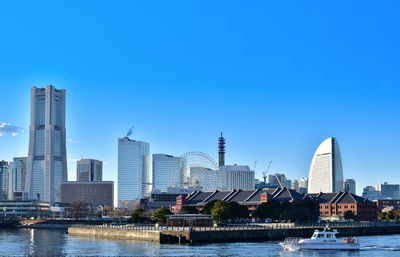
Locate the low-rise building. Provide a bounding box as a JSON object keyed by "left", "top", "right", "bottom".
{"left": 309, "top": 191, "right": 377, "bottom": 221}
{"left": 0, "top": 200, "right": 50, "bottom": 218}
{"left": 175, "top": 187, "right": 308, "bottom": 213}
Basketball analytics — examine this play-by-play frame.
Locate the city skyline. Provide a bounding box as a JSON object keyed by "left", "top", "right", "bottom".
{"left": 0, "top": 85, "right": 399, "bottom": 196}
{"left": 1, "top": 2, "right": 400, "bottom": 196}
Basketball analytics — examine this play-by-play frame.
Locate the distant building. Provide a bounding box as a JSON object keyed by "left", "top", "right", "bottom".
{"left": 268, "top": 173, "right": 288, "bottom": 188}
{"left": 77, "top": 159, "right": 102, "bottom": 182}
{"left": 0, "top": 161, "right": 10, "bottom": 200}
{"left": 218, "top": 133, "right": 225, "bottom": 167}
{"left": 362, "top": 186, "right": 380, "bottom": 200}
{"left": 308, "top": 191, "right": 377, "bottom": 221}
{"left": 299, "top": 178, "right": 308, "bottom": 194}
{"left": 189, "top": 167, "right": 219, "bottom": 192}
{"left": 220, "top": 165, "right": 254, "bottom": 191}
{"left": 8, "top": 161, "right": 13, "bottom": 200}
{"left": 61, "top": 181, "right": 114, "bottom": 207}
{"left": 290, "top": 179, "right": 299, "bottom": 192}
{"left": 152, "top": 154, "right": 186, "bottom": 192}
{"left": 376, "top": 182, "right": 400, "bottom": 199}
{"left": 26, "top": 85, "right": 68, "bottom": 203}
{"left": 118, "top": 137, "right": 150, "bottom": 206}
{"left": 0, "top": 200, "right": 50, "bottom": 218}
{"left": 344, "top": 179, "right": 356, "bottom": 194}
{"left": 308, "top": 137, "right": 344, "bottom": 193}
{"left": 13, "top": 157, "right": 27, "bottom": 192}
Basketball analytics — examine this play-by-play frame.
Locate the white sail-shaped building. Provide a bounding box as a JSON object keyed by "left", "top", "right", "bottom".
{"left": 308, "top": 137, "right": 343, "bottom": 193}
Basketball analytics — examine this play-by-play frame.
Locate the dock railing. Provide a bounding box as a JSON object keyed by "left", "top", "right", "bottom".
{"left": 71, "top": 221, "right": 400, "bottom": 232}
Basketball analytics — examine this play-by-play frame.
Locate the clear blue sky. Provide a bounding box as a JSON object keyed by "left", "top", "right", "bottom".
{"left": 0, "top": 1, "right": 399, "bottom": 195}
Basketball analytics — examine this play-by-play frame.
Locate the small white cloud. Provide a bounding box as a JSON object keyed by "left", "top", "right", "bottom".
{"left": 103, "top": 161, "right": 111, "bottom": 165}
{"left": 0, "top": 123, "right": 24, "bottom": 136}
{"left": 68, "top": 138, "right": 81, "bottom": 144}
{"left": 67, "top": 158, "right": 80, "bottom": 163}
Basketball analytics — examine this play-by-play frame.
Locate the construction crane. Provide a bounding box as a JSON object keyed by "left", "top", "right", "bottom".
{"left": 253, "top": 161, "right": 257, "bottom": 173}
{"left": 262, "top": 161, "right": 272, "bottom": 183}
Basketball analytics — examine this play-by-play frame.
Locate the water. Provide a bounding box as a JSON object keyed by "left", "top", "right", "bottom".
{"left": 0, "top": 228, "right": 400, "bottom": 256}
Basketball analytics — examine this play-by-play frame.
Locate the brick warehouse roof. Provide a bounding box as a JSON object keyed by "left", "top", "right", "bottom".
{"left": 183, "top": 187, "right": 309, "bottom": 206}
{"left": 308, "top": 191, "right": 370, "bottom": 204}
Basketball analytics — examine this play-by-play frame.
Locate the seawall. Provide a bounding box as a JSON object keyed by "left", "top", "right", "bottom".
{"left": 67, "top": 223, "right": 400, "bottom": 244}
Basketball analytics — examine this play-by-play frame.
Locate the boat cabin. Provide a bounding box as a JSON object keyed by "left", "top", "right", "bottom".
{"left": 310, "top": 230, "right": 338, "bottom": 242}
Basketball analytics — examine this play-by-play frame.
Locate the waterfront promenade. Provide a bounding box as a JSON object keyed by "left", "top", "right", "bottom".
{"left": 68, "top": 221, "right": 400, "bottom": 244}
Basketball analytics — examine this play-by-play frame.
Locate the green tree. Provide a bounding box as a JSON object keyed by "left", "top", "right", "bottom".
{"left": 252, "top": 200, "right": 281, "bottom": 220}
{"left": 201, "top": 200, "right": 219, "bottom": 214}
{"left": 131, "top": 208, "right": 146, "bottom": 223}
{"left": 228, "top": 202, "right": 249, "bottom": 219}
{"left": 211, "top": 200, "right": 231, "bottom": 224}
{"left": 151, "top": 207, "right": 172, "bottom": 224}
{"left": 386, "top": 211, "right": 395, "bottom": 221}
{"left": 379, "top": 212, "right": 387, "bottom": 221}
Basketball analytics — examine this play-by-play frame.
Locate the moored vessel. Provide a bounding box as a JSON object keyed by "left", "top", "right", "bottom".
{"left": 280, "top": 228, "right": 360, "bottom": 251}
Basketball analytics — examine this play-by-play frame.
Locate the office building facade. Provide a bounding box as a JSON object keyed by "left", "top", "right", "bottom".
{"left": 377, "top": 182, "right": 400, "bottom": 199}
{"left": 344, "top": 179, "right": 356, "bottom": 194}
{"left": 118, "top": 137, "right": 150, "bottom": 206}
{"left": 152, "top": 154, "right": 185, "bottom": 192}
{"left": 299, "top": 177, "right": 308, "bottom": 194}
{"left": 0, "top": 161, "right": 10, "bottom": 200}
{"left": 77, "top": 159, "right": 102, "bottom": 182}
{"left": 308, "top": 137, "right": 344, "bottom": 193}
{"left": 220, "top": 165, "right": 254, "bottom": 191}
{"left": 26, "top": 85, "right": 68, "bottom": 203}
{"left": 61, "top": 181, "right": 114, "bottom": 207}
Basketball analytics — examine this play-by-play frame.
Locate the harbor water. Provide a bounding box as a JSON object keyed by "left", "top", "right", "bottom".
{"left": 0, "top": 228, "right": 400, "bottom": 256}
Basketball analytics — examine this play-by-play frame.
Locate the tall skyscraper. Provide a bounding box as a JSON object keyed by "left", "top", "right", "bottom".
{"left": 13, "top": 157, "right": 28, "bottom": 191}
{"left": 0, "top": 160, "right": 9, "bottom": 200}
{"left": 26, "top": 85, "right": 68, "bottom": 203}
{"left": 118, "top": 137, "right": 150, "bottom": 206}
{"left": 152, "top": 154, "right": 185, "bottom": 192}
{"left": 344, "top": 178, "right": 356, "bottom": 194}
{"left": 308, "top": 137, "right": 344, "bottom": 193}
{"left": 220, "top": 164, "right": 254, "bottom": 191}
{"left": 77, "top": 159, "right": 102, "bottom": 182}
{"left": 268, "top": 173, "right": 288, "bottom": 188}
{"left": 218, "top": 133, "right": 225, "bottom": 167}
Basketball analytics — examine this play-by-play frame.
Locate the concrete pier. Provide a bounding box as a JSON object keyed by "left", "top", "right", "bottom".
{"left": 68, "top": 222, "right": 400, "bottom": 244}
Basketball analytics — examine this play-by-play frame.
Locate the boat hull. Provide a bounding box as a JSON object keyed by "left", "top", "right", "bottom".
{"left": 280, "top": 242, "right": 360, "bottom": 251}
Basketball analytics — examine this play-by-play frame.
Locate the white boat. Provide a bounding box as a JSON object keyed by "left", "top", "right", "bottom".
{"left": 280, "top": 228, "right": 360, "bottom": 251}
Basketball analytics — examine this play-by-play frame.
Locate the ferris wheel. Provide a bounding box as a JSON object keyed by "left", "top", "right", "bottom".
{"left": 168, "top": 151, "right": 221, "bottom": 192}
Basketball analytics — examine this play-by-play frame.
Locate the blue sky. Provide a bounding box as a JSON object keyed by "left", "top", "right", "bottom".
{"left": 0, "top": 1, "right": 399, "bottom": 195}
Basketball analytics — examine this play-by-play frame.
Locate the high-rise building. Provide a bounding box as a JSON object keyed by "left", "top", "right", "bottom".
{"left": 0, "top": 161, "right": 9, "bottom": 200}
{"left": 118, "top": 137, "right": 150, "bottom": 206}
{"left": 308, "top": 137, "right": 344, "bottom": 193}
{"left": 344, "top": 178, "right": 356, "bottom": 194}
{"left": 218, "top": 133, "right": 225, "bottom": 167}
{"left": 8, "top": 161, "right": 14, "bottom": 199}
{"left": 13, "top": 157, "right": 28, "bottom": 192}
{"left": 376, "top": 182, "right": 400, "bottom": 199}
{"left": 299, "top": 177, "right": 308, "bottom": 194}
{"left": 362, "top": 186, "right": 380, "bottom": 200}
{"left": 152, "top": 154, "right": 185, "bottom": 192}
{"left": 290, "top": 179, "right": 299, "bottom": 192}
{"left": 26, "top": 85, "right": 68, "bottom": 203}
{"left": 220, "top": 165, "right": 254, "bottom": 190}
{"left": 77, "top": 159, "right": 102, "bottom": 182}
{"left": 268, "top": 173, "right": 288, "bottom": 188}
